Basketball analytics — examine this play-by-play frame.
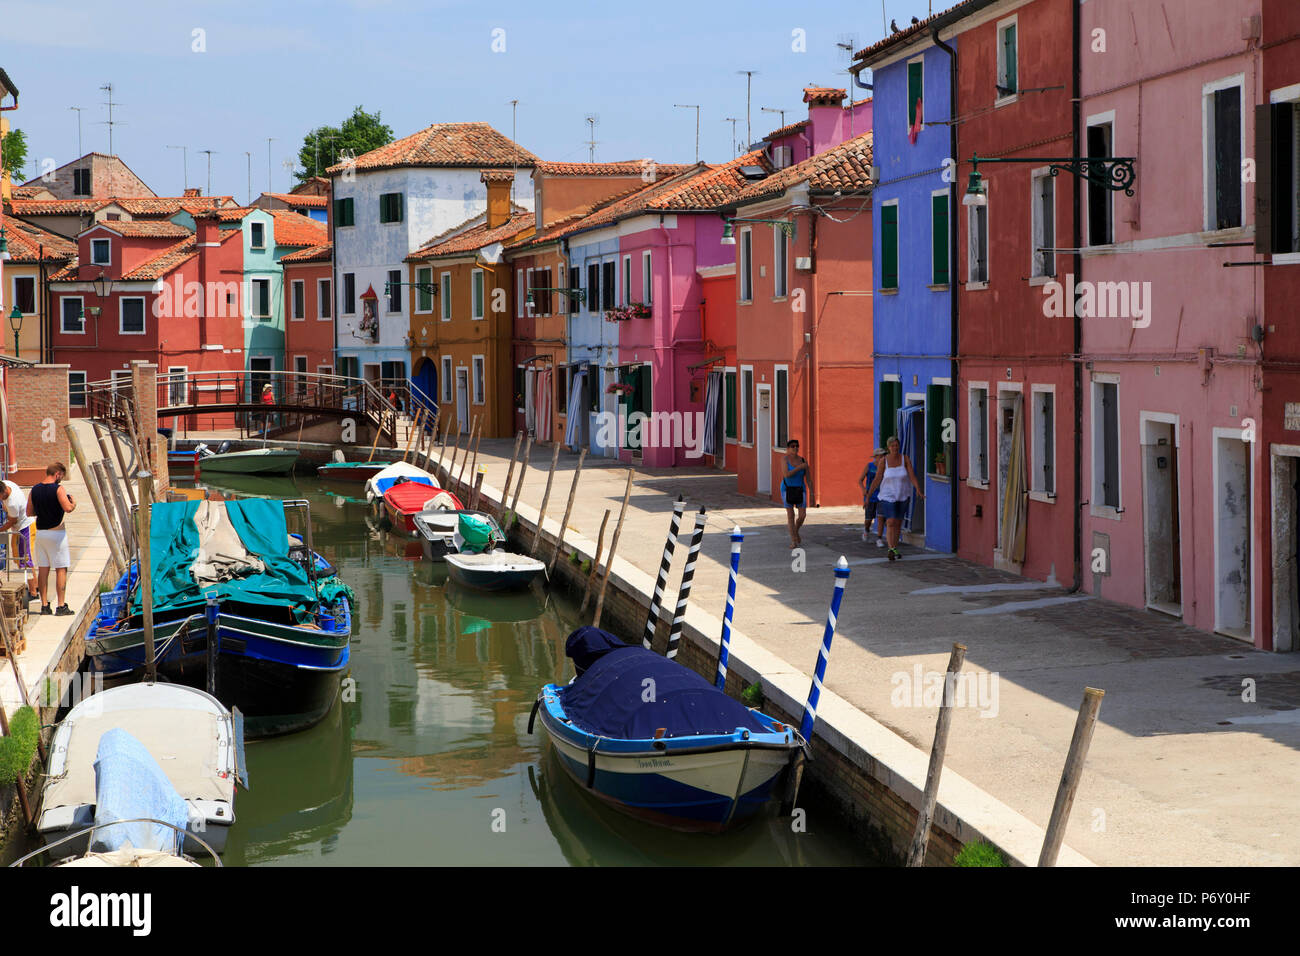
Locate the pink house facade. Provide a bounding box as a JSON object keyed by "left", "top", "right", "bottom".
{"left": 1078, "top": 0, "right": 1265, "bottom": 644}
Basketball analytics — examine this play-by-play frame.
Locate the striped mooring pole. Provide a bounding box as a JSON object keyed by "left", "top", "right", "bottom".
{"left": 643, "top": 495, "right": 686, "bottom": 649}
{"left": 799, "top": 556, "right": 851, "bottom": 742}
{"left": 665, "top": 506, "right": 707, "bottom": 659}
{"left": 714, "top": 526, "right": 744, "bottom": 689}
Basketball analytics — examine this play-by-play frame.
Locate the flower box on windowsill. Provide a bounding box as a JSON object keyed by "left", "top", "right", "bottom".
{"left": 604, "top": 303, "right": 652, "bottom": 322}
{"left": 605, "top": 383, "right": 634, "bottom": 396}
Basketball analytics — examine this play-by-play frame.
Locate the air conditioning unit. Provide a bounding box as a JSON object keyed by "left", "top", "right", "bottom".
{"left": 795, "top": 256, "right": 812, "bottom": 271}
{"left": 772, "top": 145, "right": 793, "bottom": 169}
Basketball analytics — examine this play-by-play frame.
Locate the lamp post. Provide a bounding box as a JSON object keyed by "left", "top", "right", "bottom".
{"left": 720, "top": 217, "right": 796, "bottom": 246}
{"left": 8, "top": 305, "right": 21, "bottom": 359}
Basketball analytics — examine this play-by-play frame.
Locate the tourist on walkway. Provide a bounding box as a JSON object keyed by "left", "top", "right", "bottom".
{"left": 0, "top": 478, "right": 38, "bottom": 608}
{"left": 26, "top": 462, "right": 76, "bottom": 615}
{"left": 858, "top": 447, "right": 887, "bottom": 547}
{"left": 261, "top": 382, "right": 275, "bottom": 435}
{"left": 781, "top": 439, "right": 809, "bottom": 548}
{"left": 866, "top": 436, "right": 923, "bottom": 562}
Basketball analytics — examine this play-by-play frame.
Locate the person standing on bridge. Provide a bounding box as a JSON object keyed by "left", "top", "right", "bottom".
{"left": 26, "top": 462, "right": 76, "bottom": 615}
{"left": 261, "top": 382, "right": 275, "bottom": 435}
{"left": 0, "top": 479, "right": 37, "bottom": 609}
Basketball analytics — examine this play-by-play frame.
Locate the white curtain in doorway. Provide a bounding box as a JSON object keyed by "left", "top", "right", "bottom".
{"left": 535, "top": 368, "right": 552, "bottom": 441}
{"left": 565, "top": 367, "right": 586, "bottom": 448}
{"left": 524, "top": 367, "right": 536, "bottom": 435}
{"left": 702, "top": 371, "right": 721, "bottom": 457}
{"left": 1000, "top": 392, "right": 1028, "bottom": 563}
{"left": 896, "top": 403, "right": 925, "bottom": 531}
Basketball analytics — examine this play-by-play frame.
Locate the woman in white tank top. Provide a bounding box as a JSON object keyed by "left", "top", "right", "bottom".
{"left": 866, "top": 436, "right": 923, "bottom": 561}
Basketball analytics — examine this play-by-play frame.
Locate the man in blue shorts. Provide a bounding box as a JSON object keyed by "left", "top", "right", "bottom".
{"left": 780, "top": 439, "right": 809, "bottom": 548}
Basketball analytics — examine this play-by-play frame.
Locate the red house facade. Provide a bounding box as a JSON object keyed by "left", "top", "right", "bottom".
{"left": 282, "top": 241, "right": 334, "bottom": 389}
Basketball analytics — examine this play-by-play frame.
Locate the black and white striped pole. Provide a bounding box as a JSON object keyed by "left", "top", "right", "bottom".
{"left": 643, "top": 495, "right": 685, "bottom": 650}
{"left": 665, "top": 506, "right": 707, "bottom": 660}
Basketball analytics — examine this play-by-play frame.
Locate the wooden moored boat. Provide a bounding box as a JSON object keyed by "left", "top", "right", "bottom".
{"left": 412, "top": 508, "right": 500, "bottom": 560}
{"left": 196, "top": 443, "right": 300, "bottom": 476}
{"left": 364, "top": 461, "right": 438, "bottom": 502}
{"left": 444, "top": 551, "right": 546, "bottom": 591}
{"left": 382, "top": 483, "right": 461, "bottom": 536}
{"left": 530, "top": 627, "right": 803, "bottom": 833}
{"left": 317, "top": 459, "right": 388, "bottom": 483}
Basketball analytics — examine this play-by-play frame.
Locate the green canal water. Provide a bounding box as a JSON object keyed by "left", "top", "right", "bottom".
{"left": 113, "top": 475, "right": 877, "bottom": 866}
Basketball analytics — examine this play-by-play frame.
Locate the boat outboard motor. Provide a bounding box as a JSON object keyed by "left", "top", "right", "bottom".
{"left": 565, "top": 626, "right": 628, "bottom": 677}
{"left": 217, "top": 440, "right": 231, "bottom": 454}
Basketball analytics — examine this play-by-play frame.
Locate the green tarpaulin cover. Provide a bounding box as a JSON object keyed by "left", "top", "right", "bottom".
{"left": 132, "top": 500, "right": 318, "bottom": 623}
{"left": 457, "top": 512, "right": 502, "bottom": 554}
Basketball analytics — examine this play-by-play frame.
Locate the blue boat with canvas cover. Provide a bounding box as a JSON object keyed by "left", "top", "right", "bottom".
{"left": 529, "top": 627, "right": 804, "bottom": 832}
{"left": 85, "top": 498, "right": 353, "bottom": 737}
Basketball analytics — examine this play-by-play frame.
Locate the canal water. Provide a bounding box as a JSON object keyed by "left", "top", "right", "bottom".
{"left": 103, "top": 474, "right": 876, "bottom": 866}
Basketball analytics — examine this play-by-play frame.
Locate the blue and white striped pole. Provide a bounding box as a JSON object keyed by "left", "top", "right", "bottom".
{"left": 665, "top": 507, "right": 707, "bottom": 660}
{"left": 714, "top": 526, "right": 744, "bottom": 689}
{"left": 799, "top": 556, "right": 851, "bottom": 742}
{"left": 644, "top": 495, "right": 686, "bottom": 649}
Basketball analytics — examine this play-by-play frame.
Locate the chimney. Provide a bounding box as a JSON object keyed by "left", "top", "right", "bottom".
{"left": 184, "top": 187, "right": 201, "bottom": 198}
{"left": 804, "top": 86, "right": 849, "bottom": 154}
{"left": 194, "top": 211, "right": 220, "bottom": 246}
{"left": 481, "top": 170, "right": 515, "bottom": 229}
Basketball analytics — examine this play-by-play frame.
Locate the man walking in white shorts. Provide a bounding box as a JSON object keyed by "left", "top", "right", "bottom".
{"left": 26, "top": 462, "right": 76, "bottom": 616}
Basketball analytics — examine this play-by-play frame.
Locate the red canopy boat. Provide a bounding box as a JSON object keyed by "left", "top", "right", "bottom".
{"left": 382, "top": 482, "right": 462, "bottom": 535}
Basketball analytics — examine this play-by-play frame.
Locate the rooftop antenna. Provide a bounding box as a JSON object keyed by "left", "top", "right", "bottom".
{"left": 509, "top": 98, "right": 518, "bottom": 202}
{"left": 245, "top": 151, "right": 253, "bottom": 205}
{"left": 98, "top": 83, "right": 120, "bottom": 155}
{"left": 69, "top": 107, "right": 84, "bottom": 159}
{"left": 267, "top": 138, "right": 276, "bottom": 192}
{"left": 199, "top": 149, "right": 217, "bottom": 197}
{"left": 881, "top": 0, "right": 888, "bottom": 35}
{"left": 281, "top": 159, "right": 295, "bottom": 192}
{"left": 837, "top": 33, "right": 860, "bottom": 136}
{"left": 737, "top": 71, "right": 758, "bottom": 148}
{"left": 724, "top": 117, "right": 740, "bottom": 159}
{"left": 584, "top": 114, "right": 599, "bottom": 162}
{"left": 760, "top": 106, "right": 787, "bottom": 130}
{"left": 674, "top": 104, "right": 700, "bottom": 163}
{"left": 166, "top": 145, "right": 188, "bottom": 191}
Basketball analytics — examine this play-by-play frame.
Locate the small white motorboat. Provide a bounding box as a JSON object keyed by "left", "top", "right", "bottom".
{"left": 364, "top": 461, "right": 438, "bottom": 503}
{"left": 413, "top": 509, "right": 502, "bottom": 560}
{"left": 38, "top": 682, "right": 245, "bottom": 857}
{"left": 444, "top": 551, "right": 546, "bottom": 591}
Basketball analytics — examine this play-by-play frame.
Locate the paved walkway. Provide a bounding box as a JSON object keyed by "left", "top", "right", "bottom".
{"left": 433, "top": 438, "right": 1300, "bottom": 866}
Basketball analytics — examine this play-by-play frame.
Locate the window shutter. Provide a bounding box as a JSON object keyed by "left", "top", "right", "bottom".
{"left": 908, "top": 61, "right": 923, "bottom": 128}
{"left": 1003, "top": 27, "right": 1017, "bottom": 92}
{"left": 931, "top": 195, "right": 948, "bottom": 285}
{"left": 1256, "top": 103, "right": 1274, "bottom": 255}
{"left": 882, "top": 204, "right": 899, "bottom": 289}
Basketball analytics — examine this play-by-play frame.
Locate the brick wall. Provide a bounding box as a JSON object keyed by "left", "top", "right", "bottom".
{"left": 6, "top": 364, "right": 71, "bottom": 483}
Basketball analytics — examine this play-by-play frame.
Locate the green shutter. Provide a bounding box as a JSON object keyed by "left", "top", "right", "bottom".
{"left": 907, "top": 61, "right": 923, "bottom": 127}
{"left": 880, "top": 381, "right": 902, "bottom": 444}
{"left": 1002, "top": 26, "right": 1018, "bottom": 93}
{"left": 725, "top": 371, "right": 737, "bottom": 439}
{"left": 932, "top": 194, "right": 949, "bottom": 285}
{"left": 882, "top": 204, "right": 899, "bottom": 289}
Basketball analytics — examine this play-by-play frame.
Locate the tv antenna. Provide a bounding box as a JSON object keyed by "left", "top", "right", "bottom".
{"left": 723, "top": 118, "right": 740, "bottom": 159}
{"left": 737, "top": 71, "right": 758, "bottom": 148}
{"left": 837, "top": 32, "right": 861, "bottom": 135}
{"left": 199, "top": 149, "right": 218, "bottom": 197}
{"left": 166, "top": 145, "right": 188, "bottom": 191}
{"left": 675, "top": 105, "right": 700, "bottom": 163}
{"left": 584, "top": 114, "right": 599, "bottom": 162}
{"left": 760, "top": 106, "right": 787, "bottom": 131}
{"left": 98, "top": 83, "right": 122, "bottom": 155}
{"left": 69, "top": 107, "right": 85, "bottom": 159}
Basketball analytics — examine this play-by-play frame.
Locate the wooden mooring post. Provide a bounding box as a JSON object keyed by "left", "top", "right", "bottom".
{"left": 906, "top": 643, "right": 967, "bottom": 867}
{"left": 65, "top": 424, "right": 126, "bottom": 576}
{"left": 1038, "top": 687, "right": 1105, "bottom": 867}
{"left": 592, "top": 469, "right": 634, "bottom": 629}
{"left": 136, "top": 472, "right": 157, "bottom": 683}
{"left": 508, "top": 435, "right": 533, "bottom": 528}
{"left": 579, "top": 509, "right": 611, "bottom": 615}
{"left": 456, "top": 418, "right": 478, "bottom": 493}
{"left": 530, "top": 443, "right": 562, "bottom": 555}
{"left": 549, "top": 449, "right": 586, "bottom": 574}
{"left": 500, "top": 432, "right": 523, "bottom": 518}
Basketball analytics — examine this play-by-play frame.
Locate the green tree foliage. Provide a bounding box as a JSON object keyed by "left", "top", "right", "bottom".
{"left": 1, "top": 128, "right": 28, "bottom": 181}
{"left": 297, "top": 107, "right": 394, "bottom": 182}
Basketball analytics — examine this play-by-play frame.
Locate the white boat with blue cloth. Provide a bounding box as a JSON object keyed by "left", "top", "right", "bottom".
{"left": 530, "top": 627, "right": 804, "bottom": 832}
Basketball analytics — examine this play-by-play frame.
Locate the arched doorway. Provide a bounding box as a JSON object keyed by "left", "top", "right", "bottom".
{"left": 412, "top": 356, "right": 437, "bottom": 418}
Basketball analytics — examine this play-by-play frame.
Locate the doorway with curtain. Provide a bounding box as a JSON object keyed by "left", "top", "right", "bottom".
{"left": 895, "top": 402, "right": 926, "bottom": 535}
{"left": 996, "top": 390, "right": 1028, "bottom": 567}
{"left": 565, "top": 365, "right": 590, "bottom": 451}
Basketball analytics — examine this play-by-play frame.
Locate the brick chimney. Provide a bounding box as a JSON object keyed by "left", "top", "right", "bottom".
{"left": 481, "top": 170, "right": 515, "bottom": 229}
{"left": 194, "top": 211, "right": 220, "bottom": 247}
{"left": 184, "top": 187, "right": 201, "bottom": 198}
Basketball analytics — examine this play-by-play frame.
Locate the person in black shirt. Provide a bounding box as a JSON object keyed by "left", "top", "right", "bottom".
{"left": 26, "top": 462, "right": 76, "bottom": 615}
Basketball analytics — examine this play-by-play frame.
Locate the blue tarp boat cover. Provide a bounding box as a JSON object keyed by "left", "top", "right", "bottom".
{"left": 374, "top": 474, "right": 435, "bottom": 496}
{"left": 91, "top": 728, "right": 190, "bottom": 853}
{"left": 558, "top": 627, "right": 766, "bottom": 739}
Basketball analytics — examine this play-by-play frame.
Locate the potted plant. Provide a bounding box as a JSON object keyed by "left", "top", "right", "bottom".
{"left": 605, "top": 381, "right": 634, "bottom": 396}
{"left": 934, "top": 452, "right": 947, "bottom": 476}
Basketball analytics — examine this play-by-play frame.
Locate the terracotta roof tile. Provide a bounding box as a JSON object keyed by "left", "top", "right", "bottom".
{"left": 533, "top": 160, "right": 695, "bottom": 177}
{"left": 480, "top": 169, "right": 515, "bottom": 183}
{"left": 280, "top": 241, "right": 332, "bottom": 264}
{"left": 325, "top": 122, "right": 538, "bottom": 174}
{"left": 762, "top": 119, "right": 810, "bottom": 141}
{"left": 9, "top": 198, "right": 103, "bottom": 216}
{"left": 261, "top": 191, "right": 329, "bottom": 208}
{"left": 115, "top": 196, "right": 235, "bottom": 216}
{"left": 268, "top": 208, "right": 328, "bottom": 247}
{"left": 2, "top": 216, "right": 77, "bottom": 262}
{"left": 85, "top": 220, "right": 192, "bottom": 239}
{"left": 853, "top": 0, "right": 990, "bottom": 64}
{"left": 803, "top": 87, "right": 847, "bottom": 104}
{"left": 408, "top": 207, "right": 534, "bottom": 260}
{"left": 116, "top": 228, "right": 241, "bottom": 281}
{"left": 732, "top": 132, "right": 873, "bottom": 206}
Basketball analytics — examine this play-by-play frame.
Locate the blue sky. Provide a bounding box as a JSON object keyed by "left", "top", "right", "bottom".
{"left": 4, "top": 0, "right": 939, "bottom": 201}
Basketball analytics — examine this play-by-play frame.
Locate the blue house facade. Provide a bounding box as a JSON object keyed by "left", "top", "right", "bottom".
{"left": 865, "top": 37, "right": 957, "bottom": 553}
{"left": 564, "top": 232, "right": 622, "bottom": 458}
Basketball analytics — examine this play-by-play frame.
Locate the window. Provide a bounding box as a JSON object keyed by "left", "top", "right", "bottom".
{"left": 472, "top": 269, "right": 485, "bottom": 319}
{"left": 881, "top": 202, "right": 899, "bottom": 290}
{"left": 879, "top": 380, "right": 902, "bottom": 445}
{"left": 641, "top": 251, "right": 652, "bottom": 305}
{"left": 724, "top": 370, "right": 737, "bottom": 439}
{"left": 68, "top": 372, "right": 87, "bottom": 407}
{"left": 740, "top": 367, "right": 754, "bottom": 443}
{"left": 379, "top": 192, "right": 404, "bottom": 224}
{"left": 526, "top": 268, "right": 549, "bottom": 316}
{"left": 380, "top": 360, "right": 405, "bottom": 396}
{"left": 318, "top": 278, "right": 331, "bottom": 319}
{"left": 997, "top": 18, "right": 1018, "bottom": 99}
{"left": 167, "top": 367, "right": 187, "bottom": 406}
{"left": 386, "top": 270, "right": 402, "bottom": 312}
{"left": 416, "top": 267, "right": 433, "bottom": 313}
{"left": 567, "top": 266, "right": 580, "bottom": 314}
{"left": 515, "top": 366, "right": 527, "bottom": 410}
{"left": 1205, "top": 78, "right": 1243, "bottom": 230}
{"left": 739, "top": 228, "right": 753, "bottom": 301}
{"left": 61, "top": 297, "right": 84, "bottom": 334}
{"left": 291, "top": 280, "right": 305, "bottom": 320}
{"left": 1087, "top": 120, "right": 1114, "bottom": 245}
{"left": 317, "top": 364, "right": 333, "bottom": 378}
{"left": 968, "top": 203, "right": 988, "bottom": 284}
{"left": 931, "top": 193, "right": 949, "bottom": 285}
{"left": 252, "top": 279, "right": 271, "bottom": 319}
{"left": 472, "top": 355, "right": 486, "bottom": 404}
{"left": 907, "top": 59, "right": 923, "bottom": 131}
{"left": 338, "top": 356, "right": 359, "bottom": 380}
{"left": 601, "top": 261, "right": 616, "bottom": 310}
{"left": 556, "top": 365, "right": 568, "bottom": 410}
{"left": 91, "top": 238, "right": 110, "bottom": 266}
{"left": 441, "top": 356, "right": 453, "bottom": 402}
{"left": 13, "top": 276, "right": 35, "bottom": 314}
{"left": 1261, "top": 98, "right": 1300, "bottom": 253}
{"left": 250, "top": 221, "right": 265, "bottom": 249}
{"left": 587, "top": 263, "right": 599, "bottom": 313}
{"left": 1032, "top": 172, "right": 1056, "bottom": 278}
{"left": 926, "top": 384, "right": 954, "bottom": 475}
{"left": 1031, "top": 387, "right": 1055, "bottom": 496}
{"left": 334, "top": 197, "right": 355, "bottom": 227}
{"left": 622, "top": 256, "right": 632, "bottom": 307}
{"left": 295, "top": 356, "right": 308, "bottom": 397}
{"left": 775, "top": 367, "right": 789, "bottom": 448}
{"left": 968, "top": 386, "right": 989, "bottom": 484}
{"left": 343, "top": 273, "right": 355, "bottom": 314}
{"left": 1093, "top": 380, "right": 1121, "bottom": 510}
{"left": 119, "top": 297, "right": 145, "bottom": 335}
{"left": 441, "top": 272, "right": 452, "bottom": 320}
{"left": 73, "top": 168, "right": 91, "bottom": 196}
{"left": 773, "top": 226, "right": 788, "bottom": 297}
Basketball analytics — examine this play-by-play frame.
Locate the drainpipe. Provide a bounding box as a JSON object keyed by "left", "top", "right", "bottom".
{"left": 933, "top": 25, "right": 960, "bottom": 557}
{"left": 659, "top": 218, "right": 676, "bottom": 467}
{"left": 1069, "top": 0, "right": 1083, "bottom": 593}
{"left": 808, "top": 203, "right": 820, "bottom": 507}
